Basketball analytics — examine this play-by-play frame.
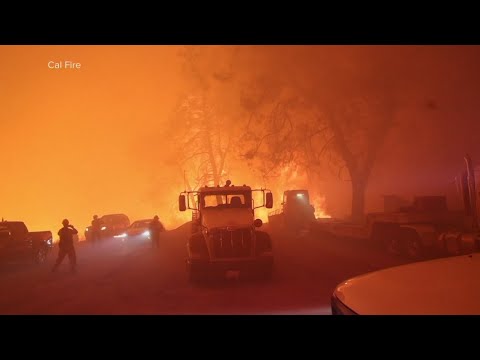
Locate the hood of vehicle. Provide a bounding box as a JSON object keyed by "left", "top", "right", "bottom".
{"left": 334, "top": 253, "right": 480, "bottom": 315}
{"left": 201, "top": 208, "right": 253, "bottom": 230}
{"left": 127, "top": 227, "right": 149, "bottom": 235}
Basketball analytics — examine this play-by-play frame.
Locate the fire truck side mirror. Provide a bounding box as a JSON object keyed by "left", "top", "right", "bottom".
{"left": 265, "top": 192, "right": 273, "bottom": 209}
{"left": 179, "top": 195, "right": 187, "bottom": 212}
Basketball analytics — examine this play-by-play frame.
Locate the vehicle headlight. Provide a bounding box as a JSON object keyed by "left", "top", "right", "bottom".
{"left": 143, "top": 230, "right": 150, "bottom": 236}
{"left": 331, "top": 294, "right": 357, "bottom": 315}
{"left": 114, "top": 233, "right": 127, "bottom": 238}
{"left": 101, "top": 226, "right": 107, "bottom": 230}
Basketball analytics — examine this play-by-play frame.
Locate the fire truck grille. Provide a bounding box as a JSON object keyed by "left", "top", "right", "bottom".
{"left": 212, "top": 229, "right": 252, "bottom": 258}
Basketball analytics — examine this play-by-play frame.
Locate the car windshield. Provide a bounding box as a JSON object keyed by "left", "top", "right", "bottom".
{"left": 101, "top": 215, "right": 129, "bottom": 225}
{"left": 131, "top": 221, "right": 151, "bottom": 228}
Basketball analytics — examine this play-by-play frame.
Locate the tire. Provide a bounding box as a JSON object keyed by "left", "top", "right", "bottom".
{"left": 34, "top": 246, "right": 48, "bottom": 264}
{"left": 402, "top": 228, "right": 424, "bottom": 260}
{"left": 371, "top": 222, "right": 402, "bottom": 255}
{"left": 255, "top": 231, "right": 273, "bottom": 253}
{"left": 385, "top": 237, "right": 402, "bottom": 256}
{"left": 442, "top": 233, "right": 462, "bottom": 256}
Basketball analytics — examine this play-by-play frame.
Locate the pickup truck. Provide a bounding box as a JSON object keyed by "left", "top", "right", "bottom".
{"left": 85, "top": 213, "right": 130, "bottom": 241}
{"left": 0, "top": 220, "right": 53, "bottom": 264}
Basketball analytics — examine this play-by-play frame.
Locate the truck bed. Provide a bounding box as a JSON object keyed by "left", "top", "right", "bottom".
{"left": 314, "top": 219, "right": 369, "bottom": 240}
{"left": 315, "top": 210, "right": 468, "bottom": 241}
{"left": 366, "top": 210, "right": 466, "bottom": 228}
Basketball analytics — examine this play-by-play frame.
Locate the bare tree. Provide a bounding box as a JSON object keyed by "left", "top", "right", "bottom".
{"left": 171, "top": 94, "right": 233, "bottom": 189}
{"left": 236, "top": 46, "right": 408, "bottom": 222}
{"left": 165, "top": 46, "right": 243, "bottom": 191}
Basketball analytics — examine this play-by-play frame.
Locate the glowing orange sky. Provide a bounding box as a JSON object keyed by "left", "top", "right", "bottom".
{"left": 0, "top": 46, "right": 185, "bottom": 235}
{"left": 2, "top": 45, "right": 480, "bottom": 237}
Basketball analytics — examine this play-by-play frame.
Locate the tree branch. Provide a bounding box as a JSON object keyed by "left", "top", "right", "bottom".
{"left": 323, "top": 108, "right": 357, "bottom": 175}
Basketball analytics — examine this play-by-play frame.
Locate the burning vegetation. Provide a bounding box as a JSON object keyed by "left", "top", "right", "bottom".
{"left": 1, "top": 45, "right": 480, "bottom": 234}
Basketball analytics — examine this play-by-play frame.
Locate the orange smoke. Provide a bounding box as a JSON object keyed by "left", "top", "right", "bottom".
{"left": 312, "top": 196, "right": 331, "bottom": 219}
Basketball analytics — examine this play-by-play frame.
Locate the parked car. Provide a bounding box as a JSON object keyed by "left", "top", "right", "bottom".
{"left": 114, "top": 218, "right": 165, "bottom": 243}
{"left": 0, "top": 220, "right": 53, "bottom": 264}
{"left": 331, "top": 251, "right": 480, "bottom": 315}
{"left": 85, "top": 214, "right": 130, "bottom": 241}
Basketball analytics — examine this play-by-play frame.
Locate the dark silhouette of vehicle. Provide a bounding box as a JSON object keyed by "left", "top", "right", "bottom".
{"left": 0, "top": 220, "right": 53, "bottom": 264}
{"left": 114, "top": 218, "right": 165, "bottom": 243}
{"left": 85, "top": 214, "right": 130, "bottom": 241}
{"left": 268, "top": 190, "right": 316, "bottom": 232}
{"left": 318, "top": 154, "right": 480, "bottom": 261}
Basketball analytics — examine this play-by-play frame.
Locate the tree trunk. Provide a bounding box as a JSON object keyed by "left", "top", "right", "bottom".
{"left": 351, "top": 175, "right": 367, "bottom": 224}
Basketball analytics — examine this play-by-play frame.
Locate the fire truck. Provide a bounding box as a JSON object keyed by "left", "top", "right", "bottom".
{"left": 179, "top": 180, "right": 274, "bottom": 282}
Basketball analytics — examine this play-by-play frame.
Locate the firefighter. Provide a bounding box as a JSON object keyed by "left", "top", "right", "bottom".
{"left": 91, "top": 215, "right": 102, "bottom": 245}
{"left": 148, "top": 215, "right": 164, "bottom": 249}
{"left": 52, "top": 219, "right": 78, "bottom": 273}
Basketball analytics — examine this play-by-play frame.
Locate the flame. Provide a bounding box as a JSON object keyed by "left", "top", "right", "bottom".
{"left": 312, "top": 195, "right": 331, "bottom": 219}
{"left": 250, "top": 186, "right": 269, "bottom": 223}
{"left": 254, "top": 206, "right": 270, "bottom": 223}
{"left": 262, "top": 164, "right": 331, "bottom": 220}
{"left": 165, "top": 186, "right": 195, "bottom": 229}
